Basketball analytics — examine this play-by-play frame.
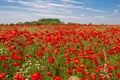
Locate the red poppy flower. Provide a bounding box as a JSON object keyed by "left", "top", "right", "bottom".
{"left": 73, "top": 57, "right": 79, "bottom": 64}
{"left": 54, "top": 44, "right": 60, "bottom": 48}
{"left": 48, "top": 56, "right": 54, "bottom": 64}
{"left": 76, "top": 67, "right": 82, "bottom": 73}
{"left": 64, "top": 53, "right": 70, "bottom": 58}
{"left": 45, "top": 47, "right": 49, "bottom": 52}
{"left": 35, "top": 51, "right": 43, "bottom": 58}
{"left": 65, "top": 58, "right": 71, "bottom": 64}
{"left": 67, "top": 69, "right": 72, "bottom": 75}
{"left": 0, "top": 56, "right": 7, "bottom": 61}
{"left": 10, "top": 45, "right": 16, "bottom": 50}
{"left": 0, "top": 73, "right": 6, "bottom": 80}
{"left": 17, "top": 41, "right": 22, "bottom": 46}
{"left": 14, "top": 73, "right": 25, "bottom": 80}
{"left": 90, "top": 73, "right": 96, "bottom": 80}
{"left": 15, "top": 56, "right": 24, "bottom": 61}
{"left": 10, "top": 52, "right": 17, "bottom": 59}
{"left": 93, "top": 59, "right": 98, "bottom": 66}
{"left": 31, "top": 72, "right": 42, "bottom": 80}
{"left": 46, "top": 71, "right": 52, "bottom": 76}
{"left": 52, "top": 49, "right": 59, "bottom": 54}
{"left": 17, "top": 50, "right": 23, "bottom": 55}
{"left": 53, "top": 76, "right": 62, "bottom": 80}
{"left": 86, "top": 49, "right": 94, "bottom": 55}
{"left": 3, "top": 64, "right": 9, "bottom": 69}
{"left": 82, "top": 77, "right": 87, "bottom": 80}
{"left": 12, "top": 62, "right": 20, "bottom": 67}
{"left": 116, "top": 73, "right": 120, "bottom": 78}
{"left": 98, "top": 74, "right": 104, "bottom": 80}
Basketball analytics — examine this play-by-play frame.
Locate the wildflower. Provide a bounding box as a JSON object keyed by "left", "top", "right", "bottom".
{"left": 12, "top": 62, "right": 20, "bottom": 67}
{"left": 73, "top": 57, "right": 79, "bottom": 64}
{"left": 46, "top": 71, "right": 52, "bottom": 76}
{"left": 66, "top": 58, "right": 71, "bottom": 64}
{"left": 14, "top": 73, "right": 25, "bottom": 80}
{"left": 3, "top": 64, "right": 9, "bottom": 69}
{"left": 76, "top": 67, "right": 82, "bottom": 73}
{"left": 0, "top": 56, "right": 7, "bottom": 61}
{"left": 25, "top": 54, "right": 31, "bottom": 58}
{"left": 48, "top": 56, "right": 54, "bottom": 64}
{"left": 53, "top": 76, "right": 62, "bottom": 80}
{"left": 67, "top": 69, "right": 72, "bottom": 75}
{"left": 64, "top": 53, "right": 70, "bottom": 58}
{"left": 0, "top": 73, "right": 6, "bottom": 80}
{"left": 15, "top": 56, "right": 24, "bottom": 61}
{"left": 116, "top": 73, "right": 120, "bottom": 78}
{"left": 68, "top": 76, "right": 79, "bottom": 80}
{"left": 35, "top": 51, "right": 43, "bottom": 58}
{"left": 90, "top": 73, "right": 96, "bottom": 80}
{"left": 82, "top": 77, "right": 87, "bottom": 80}
{"left": 52, "top": 49, "right": 59, "bottom": 54}
{"left": 17, "top": 41, "right": 22, "bottom": 46}
{"left": 17, "top": 50, "right": 23, "bottom": 55}
{"left": 31, "top": 72, "right": 42, "bottom": 80}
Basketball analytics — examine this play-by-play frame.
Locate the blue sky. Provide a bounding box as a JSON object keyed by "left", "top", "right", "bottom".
{"left": 0, "top": 0, "right": 120, "bottom": 24}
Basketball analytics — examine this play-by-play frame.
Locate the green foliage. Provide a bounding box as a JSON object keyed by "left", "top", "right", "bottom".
{"left": 16, "top": 22, "right": 23, "bottom": 25}
{"left": 67, "top": 22, "right": 78, "bottom": 25}
{"left": 0, "top": 18, "right": 65, "bottom": 26}
{"left": 34, "top": 18, "right": 64, "bottom": 25}
{"left": 0, "top": 23, "right": 5, "bottom": 26}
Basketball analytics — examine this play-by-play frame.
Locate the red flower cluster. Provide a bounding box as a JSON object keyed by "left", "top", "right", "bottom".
{"left": 0, "top": 24, "right": 120, "bottom": 80}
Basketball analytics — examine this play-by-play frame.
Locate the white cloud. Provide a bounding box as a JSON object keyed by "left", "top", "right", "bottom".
{"left": 14, "top": 0, "right": 105, "bottom": 13}
{"left": 0, "top": 6, "right": 50, "bottom": 13}
{"left": 6, "top": 0, "right": 15, "bottom": 2}
{"left": 1, "top": 10, "right": 120, "bottom": 24}
{"left": 0, "top": 11, "right": 33, "bottom": 23}
{"left": 15, "top": 1, "right": 73, "bottom": 14}
{"left": 69, "top": 5, "right": 104, "bottom": 12}
{"left": 114, "top": 9, "right": 118, "bottom": 12}
{"left": 61, "top": 0, "right": 85, "bottom": 4}
{"left": 0, "top": 10, "right": 81, "bottom": 24}
{"left": 47, "top": 3, "right": 64, "bottom": 7}
{"left": 0, "top": 11, "right": 23, "bottom": 14}
{"left": 96, "top": 16, "right": 105, "bottom": 20}
{"left": 0, "top": 5, "right": 73, "bottom": 16}
{"left": 118, "top": 5, "right": 120, "bottom": 7}
{"left": 110, "top": 9, "right": 119, "bottom": 16}
{"left": 2, "top": 0, "right": 119, "bottom": 24}
{"left": 80, "top": 14, "right": 85, "bottom": 17}
{"left": 18, "top": 1, "right": 46, "bottom": 8}
{"left": 84, "top": 7, "right": 105, "bottom": 12}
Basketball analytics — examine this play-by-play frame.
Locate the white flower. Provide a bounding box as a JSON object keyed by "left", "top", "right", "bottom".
{"left": 68, "top": 76, "right": 79, "bottom": 80}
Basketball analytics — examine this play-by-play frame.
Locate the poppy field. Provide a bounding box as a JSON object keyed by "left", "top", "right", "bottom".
{"left": 0, "top": 24, "right": 120, "bottom": 80}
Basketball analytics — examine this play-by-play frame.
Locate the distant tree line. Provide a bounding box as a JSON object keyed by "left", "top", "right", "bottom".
{"left": 0, "top": 18, "right": 65, "bottom": 26}
{"left": 0, "top": 18, "right": 97, "bottom": 26}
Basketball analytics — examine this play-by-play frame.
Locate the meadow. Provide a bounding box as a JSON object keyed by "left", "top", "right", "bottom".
{"left": 0, "top": 24, "right": 120, "bottom": 80}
